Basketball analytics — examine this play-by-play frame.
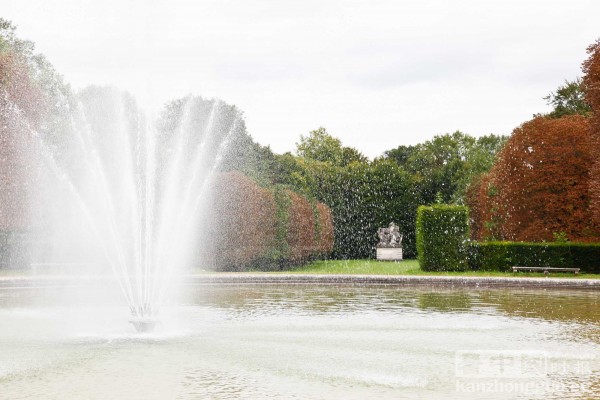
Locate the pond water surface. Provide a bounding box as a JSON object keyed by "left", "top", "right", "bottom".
{"left": 1, "top": 281, "right": 599, "bottom": 399}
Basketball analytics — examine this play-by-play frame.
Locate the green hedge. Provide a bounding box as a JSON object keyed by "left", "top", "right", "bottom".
{"left": 470, "top": 241, "right": 600, "bottom": 274}
{"left": 416, "top": 205, "right": 470, "bottom": 271}
{"left": 272, "top": 185, "right": 292, "bottom": 261}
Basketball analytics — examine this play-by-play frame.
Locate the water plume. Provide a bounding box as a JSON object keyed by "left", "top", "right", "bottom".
{"left": 29, "top": 87, "right": 242, "bottom": 326}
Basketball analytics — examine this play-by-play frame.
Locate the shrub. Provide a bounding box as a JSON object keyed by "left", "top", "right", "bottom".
{"left": 285, "top": 189, "right": 315, "bottom": 261}
{"left": 315, "top": 202, "right": 334, "bottom": 255}
{"left": 284, "top": 158, "right": 419, "bottom": 259}
{"left": 209, "top": 171, "right": 278, "bottom": 271}
{"left": 416, "top": 205, "right": 470, "bottom": 271}
{"left": 271, "top": 185, "right": 291, "bottom": 262}
{"left": 470, "top": 241, "right": 600, "bottom": 273}
{"left": 208, "top": 172, "right": 334, "bottom": 270}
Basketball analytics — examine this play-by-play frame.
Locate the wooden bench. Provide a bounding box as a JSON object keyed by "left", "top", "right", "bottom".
{"left": 511, "top": 266, "right": 580, "bottom": 275}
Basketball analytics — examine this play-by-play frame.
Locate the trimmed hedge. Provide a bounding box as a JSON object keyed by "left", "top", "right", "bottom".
{"left": 315, "top": 202, "right": 334, "bottom": 255}
{"left": 272, "top": 185, "right": 292, "bottom": 261}
{"left": 286, "top": 189, "right": 316, "bottom": 261}
{"left": 416, "top": 205, "right": 470, "bottom": 271}
{"left": 470, "top": 241, "right": 600, "bottom": 274}
{"left": 208, "top": 172, "right": 334, "bottom": 270}
{"left": 209, "top": 171, "right": 278, "bottom": 270}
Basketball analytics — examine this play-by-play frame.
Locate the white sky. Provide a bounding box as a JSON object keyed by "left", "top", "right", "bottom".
{"left": 2, "top": 0, "right": 599, "bottom": 157}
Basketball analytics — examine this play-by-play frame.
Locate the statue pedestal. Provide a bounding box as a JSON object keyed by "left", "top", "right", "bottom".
{"left": 376, "top": 247, "right": 403, "bottom": 261}
{"left": 377, "top": 222, "right": 403, "bottom": 261}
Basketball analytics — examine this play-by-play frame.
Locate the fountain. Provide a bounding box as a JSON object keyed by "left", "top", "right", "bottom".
{"left": 28, "top": 87, "right": 242, "bottom": 331}
{"left": 2, "top": 89, "right": 600, "bottom": 399}
{"left": 128, "top": 317, "right": 159, "bottom": 333}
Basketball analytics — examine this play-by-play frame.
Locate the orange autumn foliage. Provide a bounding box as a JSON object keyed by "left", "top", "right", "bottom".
{"left": 468, "top": 115, "right": 600, "bottom": 242}
{"left": 583, "top": 39, "right": 600, "bottom": 227}
{"left": 208, "top": 171, "right": 278, "bottom": 269}
{"left": 206, "top": 171, "right": 334, "bottom": 270}
{"left": 316, "top": 202, "right": 334, "bottom": 255}
{"left": 286, "top": 190, "right": 315, "bottom": 261}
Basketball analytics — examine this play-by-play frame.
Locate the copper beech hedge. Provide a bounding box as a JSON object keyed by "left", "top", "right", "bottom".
{"left": 205, "top": 171, "right": 334, "bottom": 270}
{"left": 285, "top": 190, "right": 316, "bottom": 262}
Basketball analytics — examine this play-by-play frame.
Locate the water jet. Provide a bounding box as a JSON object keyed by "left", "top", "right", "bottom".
{"left": 29, "top": 89, "right": 241, "bottom": 327}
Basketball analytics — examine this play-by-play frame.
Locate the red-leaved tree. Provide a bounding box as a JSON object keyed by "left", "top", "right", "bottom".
{"left": 468, "top": 115, "right": 599, "bottom": 242}
{"left": 583, "top": 39, "right": 600, "bottom": 227}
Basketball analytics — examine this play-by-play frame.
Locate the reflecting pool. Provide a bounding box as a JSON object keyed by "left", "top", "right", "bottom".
{"left": 1, "top": 282, "right": 599, "bottom": 399}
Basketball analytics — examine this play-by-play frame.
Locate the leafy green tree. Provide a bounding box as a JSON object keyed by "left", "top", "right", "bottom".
{"left": 277, "top": 130, "right": 421, "bottom": 258}
{"left": 272, "top": 152, "right": 319, "bottom": 194}
{"left": 223, "top": 125, "right": 278, "bottom": 185}
{"left": 544, "top": 78, "right": 592, "bottom": 118}
{"left": 401, "top": 132, "right": 475, "bottom": 204}
{"left": 383, "top": 144, "right": 417, "bottom": 167}
{"left": 453, "top": 134, "right": 508, "bottom": 203}
{"left": 156, "top": 95, "right": 278, "bottom": 186}
{"left": 284, "top": 128, "right": 508, "bottom": 258}
{"left": 295, "top": 127, "right": 367, "bottom": 167}
{"left": 383, "top": 132, "right": 507, "bottom": 205}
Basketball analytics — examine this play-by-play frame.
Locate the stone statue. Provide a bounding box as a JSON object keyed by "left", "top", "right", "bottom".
{"left": 376, "top": 222, "right": 403, "bottom": 260}
{"left": 377, "top": 222, "right": 403, "bottom": 248}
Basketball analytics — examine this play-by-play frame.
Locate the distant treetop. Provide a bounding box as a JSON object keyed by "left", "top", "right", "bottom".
{"left": 543, "top": 77, "right": 592, "bottom": 119}
{"left": 295, "top": 127, "right": 367, "bottom": 167}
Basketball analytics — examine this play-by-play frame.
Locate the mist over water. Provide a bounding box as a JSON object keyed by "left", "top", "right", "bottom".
{"left": 28, "top": 87, "right": 243, "bottom": 319}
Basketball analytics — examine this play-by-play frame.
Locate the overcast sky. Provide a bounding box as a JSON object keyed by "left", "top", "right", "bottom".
{"left": 3, "top": 0, "right": 599, "bottom": 157}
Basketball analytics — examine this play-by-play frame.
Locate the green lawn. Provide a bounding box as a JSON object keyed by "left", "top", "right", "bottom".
{"left": 2, "top": 259, "right": 598, "bottom": 279}
{"left": 283, "top": 259, "right": 600, "bottom": 279}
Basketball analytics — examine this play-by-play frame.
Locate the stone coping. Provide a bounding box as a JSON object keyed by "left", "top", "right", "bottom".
{"left": 0, "top": 273, "right": 599, "bottom": 290}
{"left": 188, "top": 274, "right": 600, "bottom": 290}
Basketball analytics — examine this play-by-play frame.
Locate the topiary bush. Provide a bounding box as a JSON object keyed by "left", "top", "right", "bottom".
{"left": 416, "top": 205, "right": 470, "bottom": 271}
{"left": 470, "top": 241, "right": 600, "bottom": 273}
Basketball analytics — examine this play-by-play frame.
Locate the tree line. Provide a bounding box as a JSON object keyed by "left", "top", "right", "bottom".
{"left": 0, "top": 17, "right": 510, "bottom": 261}
{"left": 2, "top": 16, "right": 597, "bottom": 264}
{"left": 232, "top": 41, "right": 600, "bottom": 257}
{"left": 249, "top": 129, "right": 507, "bottom": 259}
